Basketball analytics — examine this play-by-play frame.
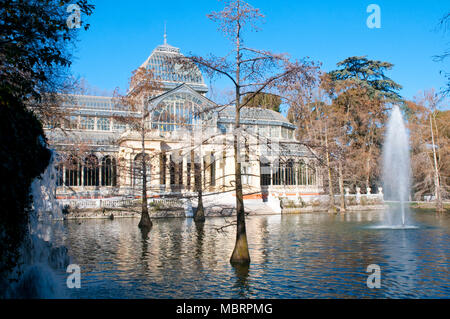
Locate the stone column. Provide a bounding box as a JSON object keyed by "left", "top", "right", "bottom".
{"left": 99, "top": 157, "right": 102, "bottom": 187}
{"left": 269, "top": 163, "right": 273, "bottom": 186}
{"left": 81, "top": 163, "right": 85, "bottom": 187}
{"left": 182, "top": 155, "right": 188, "bottom": 191}
{"left": 305, "top": 163, "right": 309, "bottom": 185}
{"left": 62, "top": 164, "right": 66, "bottom": 187}
{"left": 165, "top": 154, "right": 171, "bottom": 192}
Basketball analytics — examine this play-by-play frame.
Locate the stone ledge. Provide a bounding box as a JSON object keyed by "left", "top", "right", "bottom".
{"left": 282, "top": 205, "right": 387, "bottom": 214}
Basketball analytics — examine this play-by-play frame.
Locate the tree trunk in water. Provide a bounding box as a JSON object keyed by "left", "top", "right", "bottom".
{"left": 194, "top": 158, "right": 205, "bottom": 222}
{"left": 138, "top": 128, "right": 152, "bottom": 229}
{"left": 230, "top": 135, "right": 250, "bottom": 265}
{"left": 338, "top": 161, "right": 346, "bottom": 212}
{"left": 230, "top": 108, "right": 250, "bottom": 265}
{"left": 230, "top": 19, "right": 250, "bottom": 265}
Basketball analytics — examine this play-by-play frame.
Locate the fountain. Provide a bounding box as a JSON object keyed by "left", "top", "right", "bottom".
{"left": 377, "top": 105, "right": 417, "bottom": 229}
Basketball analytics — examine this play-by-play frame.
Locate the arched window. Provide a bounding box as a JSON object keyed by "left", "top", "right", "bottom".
{"left": 133, "top": 153, "right": 151, "bottom": 188}
{"left": 65, "top": 156, "right": 81, "bottom": 186}
{"left": 101, "top": 156, "right": 117, "bottom": 186}
{"left": 286, "top": 159, "right": 295, "bottom": 185}
{"left": 297, "top": 160, "right": 307, "bottom": 185}
{"left": 272, "top": 160, "right": 282, "bottom": 185}
{"left": 150, "top": 92, "right": 211, "bottom": 132}
{"left": 84, "top": 154, "right": 99, "bottom": 186}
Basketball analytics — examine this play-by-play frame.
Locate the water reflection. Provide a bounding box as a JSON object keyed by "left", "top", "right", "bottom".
{"left": 232, "top": 263, "right": 250, "bottom": 298}
{"left": 50, "top": 210, "right": 450, "bottom": 298}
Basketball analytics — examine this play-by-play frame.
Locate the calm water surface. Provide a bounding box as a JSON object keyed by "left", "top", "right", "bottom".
{"left": 53, "top": 210, "right": 449, "bottom": 298}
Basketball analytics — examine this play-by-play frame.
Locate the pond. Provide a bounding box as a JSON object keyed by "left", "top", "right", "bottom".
{"left": 52, "top": 210, "right": 449, "bottom": 298}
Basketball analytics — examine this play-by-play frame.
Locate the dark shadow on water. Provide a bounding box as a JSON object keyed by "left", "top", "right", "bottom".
{"left": 194, "top": 222, "right": 205, "bottom": 260}
{"left": 231, "top": 263, "right": 250, "bottom": 298}
{"left": 140, "top": 225, "right": 152, "bottom": 262}
{"left": 140, "top": 225, "right": 152, "bottom": 240}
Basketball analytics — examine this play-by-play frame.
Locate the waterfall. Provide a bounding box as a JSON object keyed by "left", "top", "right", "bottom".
{"left": 5, "top": 151, "right": 70, "bottom": 298}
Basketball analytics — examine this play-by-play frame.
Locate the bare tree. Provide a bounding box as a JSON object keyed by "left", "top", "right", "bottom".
{"left": 113, "top": 67, "right": 162, "bottom": 229}
{"left": 181, "top": 0, "right": 318, "bottom": 265}
{"left": 408, "top": 90, "right": 448, "bottom": 211}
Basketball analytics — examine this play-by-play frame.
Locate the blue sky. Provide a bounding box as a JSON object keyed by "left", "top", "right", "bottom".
{"left": 71, "top": 0, "right": 449, "bottom": 104}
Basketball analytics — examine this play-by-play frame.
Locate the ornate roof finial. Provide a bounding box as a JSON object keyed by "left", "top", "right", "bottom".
{"left": 164, "top": 21, "right": 167, "bottom": 45}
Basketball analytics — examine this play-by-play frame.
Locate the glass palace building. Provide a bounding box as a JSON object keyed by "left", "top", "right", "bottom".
{"left": 44, "top": 40, "right": 323, "bottom": 209}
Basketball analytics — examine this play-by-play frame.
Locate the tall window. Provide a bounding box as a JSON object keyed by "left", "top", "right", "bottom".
{"left": 84, "top": 155, "right": 99, "bottom": 186}
{"left": 272, "top": 161, "right": 283, "bottom": 185}
{"left": 307, "top": 164, "right": 316, "bottom": 185}
{"left": 260, "top": 161, "right": 271, "bottom": 186}
{"left": 270, "top": 126, "right": 279, "bottom": 138}
{"left": 80, "top": 116, "right": 95, "bottom": 130}
{"left": 286, "top": 160, "right": 295, "bottom": 185}
{"left": 101, "top": 156, "right": 117, "bottom": 186}
{"left": 298, "top": 161, "right": 307, "bottom": 185}
{"left": 97, "top": 117, "right": 111, "bottom": 131}
{"left": 65, "top": 157, "right": 81, "bottom": 186}
{"left": 259, "top": 125, "right": 269, "bottom": 137}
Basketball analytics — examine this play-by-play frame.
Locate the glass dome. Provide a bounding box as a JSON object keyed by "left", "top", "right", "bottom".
{"left": 141, "top": 43, "right": 205, "bottom": 86}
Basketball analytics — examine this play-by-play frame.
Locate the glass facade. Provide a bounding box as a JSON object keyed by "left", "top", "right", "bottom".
{"left": 80, "top": 116, "right": 95, "bottom": 130}
{"left": 151, "top": 92, "right": 211, "bottom": 131}
{"left": 97, "top": 117, "right": 111, "bottom": 131}
{"left": 112, "top": 121, "right": 127, "bottom": 131}
{"left": 267, "top": 160, "right": 316, "bottom": 186}
{"left": 46, "top": 41, "right": 319, "bottom": 195}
